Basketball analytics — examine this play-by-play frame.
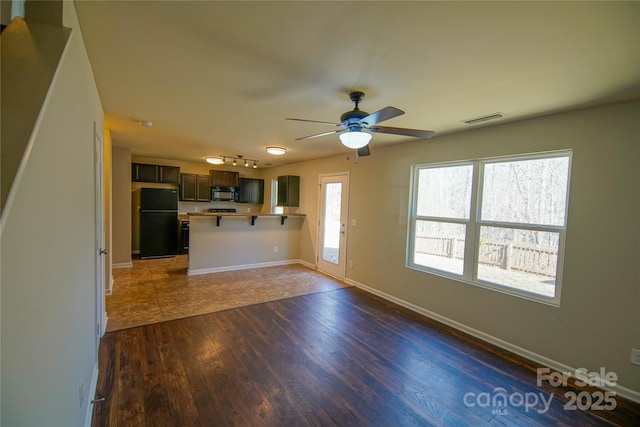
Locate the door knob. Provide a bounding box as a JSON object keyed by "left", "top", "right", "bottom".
{"left": 99, "top": 248, "right": 109, "bottom": 255}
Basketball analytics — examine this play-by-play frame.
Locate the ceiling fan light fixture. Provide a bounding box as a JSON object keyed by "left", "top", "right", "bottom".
{"left": 206, "top": 157, "right": 224, "bottom": 165}
{"left": 266, "top": 146, "right": 287, "bottom": 155}
{"left": 339, "top": 130, "right": 371, "bottom": 149}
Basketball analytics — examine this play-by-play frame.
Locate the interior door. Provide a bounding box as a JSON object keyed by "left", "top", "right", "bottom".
{"left": 317, "top": 173, "right": 349, "bottom": 279}
{"left": 93, "top": 122, "right": 105, "bottom": 357}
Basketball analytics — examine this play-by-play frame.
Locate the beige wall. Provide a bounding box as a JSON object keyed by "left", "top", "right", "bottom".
{"left": 0, "top": 0, "right": 13, "bottom": 25}
{"left": 263, "top": 100, "right": 640, "bottom": 395}
{"left": 104, "top": 130, "right": 112, "bottom": 285}
{"left": 0, "top": 16, "right": 69, "bottom": 212}
{"left": 188, "top": 216, "right": 305, "bottom": 273}
{"left": 0, "top": 1, "right": 104, "bottom": 424}
{"left": 112, "top": 146, "right": 132, "bottom": 266}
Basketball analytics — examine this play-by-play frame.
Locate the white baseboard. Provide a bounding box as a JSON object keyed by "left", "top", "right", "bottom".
{"left": 294, "top": 259, "right": 316, "bottom": 270}
{"left": 188, "top": 259, "right": 310, "bottom": 276}
{"left": 84, "top": 363, "right": 99, "bottom": 427}
{"left": 345, "top": 278, "right": 640, "bottom": 404}
{"left": 112, "top": 261, "right": 132, "bottom": 269}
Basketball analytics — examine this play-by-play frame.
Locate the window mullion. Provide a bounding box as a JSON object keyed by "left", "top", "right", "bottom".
{"left": 463, "top": 161, "right": 481, "bottom": 281}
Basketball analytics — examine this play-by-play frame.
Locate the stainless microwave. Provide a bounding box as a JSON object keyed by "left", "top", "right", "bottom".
{"left": 211, "top": 186, "right": 238, "bottom": 202}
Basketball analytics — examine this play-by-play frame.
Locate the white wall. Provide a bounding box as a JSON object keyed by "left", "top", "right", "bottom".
{"left": 263, "top": 100, "right": 640, "bottom": 396}
{"left": 0, "top": 1, "right": 104, "bottom": 424}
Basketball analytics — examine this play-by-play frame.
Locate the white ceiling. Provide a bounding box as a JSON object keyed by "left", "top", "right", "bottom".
{"left": 74, "top": 1, "right": 640, "bottom": 167}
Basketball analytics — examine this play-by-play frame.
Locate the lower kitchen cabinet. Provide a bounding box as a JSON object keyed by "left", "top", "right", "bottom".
{"left": 180, "top": 220, "right": 189, "bottom": 254}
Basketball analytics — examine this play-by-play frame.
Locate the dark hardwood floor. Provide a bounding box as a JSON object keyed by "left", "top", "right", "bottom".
{"left": 92, "top": 286, "right": 640, "bottom": 426}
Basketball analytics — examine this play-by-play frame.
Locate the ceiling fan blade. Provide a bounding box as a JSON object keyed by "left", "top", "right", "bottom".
{"left": 295, "top": 129, "right": 343, "bottom": 141}
{"left": 286, "top": 118, "right": 342, "bottom": 126}
{"left": 369, "top": 125, "right": 435, "bottom": 139}
{"left": 357, "top": 145, "right": 371, "bottom": 157}
{"left": 359, "top": 106, "right": 404, "bottom": 126}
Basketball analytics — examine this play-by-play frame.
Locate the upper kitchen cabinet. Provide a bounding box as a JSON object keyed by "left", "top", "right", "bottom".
{"left": 277, "top": 175, "right": 299, "bottom": 207}
{"left": 209, "top": 170, "right": 239, "bottom": 187}
{"left": 180, "top": 173, "right": 210, "bottom": 202}
{"left": 238, "top": 178, "right": 264, "bottom": 204}
{"left": 132, "top": 163, "right": 157, "bottom": 182}
{"left": 158, "top": 165, "right": 180, "bottom": 183}
{"left": 132, "top": 163, "right": 180, "bottom": 184}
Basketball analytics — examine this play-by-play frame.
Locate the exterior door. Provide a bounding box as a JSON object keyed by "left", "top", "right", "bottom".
{"left": 317, "top": 173, "right": 349, "bottom": 279}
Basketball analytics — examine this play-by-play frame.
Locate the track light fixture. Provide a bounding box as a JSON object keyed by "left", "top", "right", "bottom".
{"left": 207, "top": 155, "right": 260, "bottom": 168}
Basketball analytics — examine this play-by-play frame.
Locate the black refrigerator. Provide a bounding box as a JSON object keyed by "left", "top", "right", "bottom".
{"left": 140, "top": 188, "right": 178, "bottom": 259}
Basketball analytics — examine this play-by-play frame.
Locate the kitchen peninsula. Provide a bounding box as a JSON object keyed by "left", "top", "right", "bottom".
{"left": 186, "top": 212, "right": 307, "bottom": 275}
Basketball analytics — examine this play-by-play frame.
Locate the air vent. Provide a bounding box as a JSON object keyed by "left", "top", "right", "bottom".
{"left": 462, "top": 113, "right": 504, "bottom": 125}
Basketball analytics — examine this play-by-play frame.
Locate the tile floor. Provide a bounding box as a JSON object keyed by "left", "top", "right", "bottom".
{"left": 106, "top": 255, "right": 351, "bottom": 331}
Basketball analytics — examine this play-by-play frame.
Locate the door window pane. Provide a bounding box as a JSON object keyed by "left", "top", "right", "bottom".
{"left": 322, "top": 183, "right": 342, "bottom": 264}
{"left": 413, "top": 220, "right": 466, "bottom": 275}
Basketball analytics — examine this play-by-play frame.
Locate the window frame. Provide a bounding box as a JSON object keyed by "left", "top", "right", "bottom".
{"left": 407, "top": 150, "right": 572, "bottom": 306}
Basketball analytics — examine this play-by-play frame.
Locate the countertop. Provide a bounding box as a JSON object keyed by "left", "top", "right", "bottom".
{"left": 179, "top": 212, "right": 306, "bottom": 222}
{"left": 187, "top": 212, "right": 306, "bottom": 218}
{"left": 185, "top": 212, "right": 305, "bottom": 226}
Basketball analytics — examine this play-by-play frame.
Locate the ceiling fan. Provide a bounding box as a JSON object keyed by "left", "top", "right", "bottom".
{"left": 286, "top": 91, "right": 435, "bottom": 157}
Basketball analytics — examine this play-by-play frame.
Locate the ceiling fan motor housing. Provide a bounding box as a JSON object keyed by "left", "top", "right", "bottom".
{"left": 340, "top": 109, "right": 369, "bottom": 127}
{"left": 341, "top": 90, "right": 369, "bottom": 128}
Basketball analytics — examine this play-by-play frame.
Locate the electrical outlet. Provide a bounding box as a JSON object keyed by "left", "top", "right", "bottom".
{"left": 631, "top": 348, "right": 640, "bottom": 366}
{"left": 79, "top": 380, "right": 84, "bottom": 407}
{"left": 349, "top": 260, "right": 354, "bottom": 268}
{"left": 273, "top": 246, "right": 278, "bottom": 253}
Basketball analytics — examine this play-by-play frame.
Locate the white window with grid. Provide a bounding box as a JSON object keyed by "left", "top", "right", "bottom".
{"left": 408, "top": 151, "right": 571, "bottom": 306}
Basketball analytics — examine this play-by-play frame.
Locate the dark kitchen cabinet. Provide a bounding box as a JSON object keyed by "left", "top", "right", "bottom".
{"left": 132, "top": 163, "right": 158, "bottom": 182}
{"left": 180, "top": 173, "right": 210, "bottom": 202}
{"left": 238, "top": 178, "right": 264, "bottom": 204}
{"left": 277, "top": 175, "right": 299, "bottom": 207}
{"left": 132, "top": 163, "right": 180, "bottom": 184}
{"left": 180, "top": 220, "right": 189, "bottom": 254}
{"left": 159, "top": 165, "right": 180, "bottom": 183}
{"left": 209, "top": 170, "right": 239, "bottom": 187}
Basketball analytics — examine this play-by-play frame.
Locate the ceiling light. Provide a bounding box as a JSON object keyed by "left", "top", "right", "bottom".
{"left": 244, "top": 160, "right": 249, "bottom": 167}
{"left": 138, "top": 120, "right": 153, "bottom": 127}
{"left": 253, "top": 161, "right": 258, "bottom": 169}
{"left": 206, "top": 157, "right": 224, "bottom": 165}
{"left": 339, "top": 130, "right": 371, "bottom": 149}
{"left": 232, "top": 158, "right": 237, "bottom": 166}
{"left": 266, "top": 147, "right": 287, "bottom": 155}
